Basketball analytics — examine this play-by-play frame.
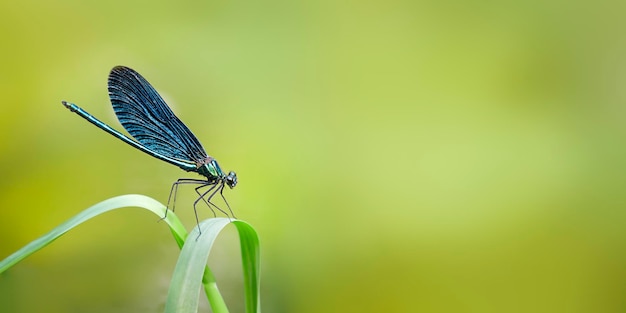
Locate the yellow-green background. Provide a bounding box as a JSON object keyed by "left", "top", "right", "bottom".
{"left": 1, "top": 0, "right": 625, "bottom": 312}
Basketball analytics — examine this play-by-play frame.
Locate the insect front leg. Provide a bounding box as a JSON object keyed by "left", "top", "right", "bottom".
{"left": 165, "top": 178, "right": 208, "bottom": 219}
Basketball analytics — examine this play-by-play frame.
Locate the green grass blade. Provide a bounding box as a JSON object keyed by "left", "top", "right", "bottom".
{"left": 0, "top": 194, "right": 260, "bottom": 313}
{"left": 0, "top": 194, "right": 187, "bottom": 273}
{"left": 233, "top": 220, "right": 261, "bottom": 313}
{"left": 165, "top": 219, "right": 261, "bottom": 313}
{"left": 166, "top": 218, "right": 231, "bottom": 313}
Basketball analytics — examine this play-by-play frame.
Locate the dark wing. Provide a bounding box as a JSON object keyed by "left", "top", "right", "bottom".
{"left": 108, "top": 66, "right": 208, "bottom": 164}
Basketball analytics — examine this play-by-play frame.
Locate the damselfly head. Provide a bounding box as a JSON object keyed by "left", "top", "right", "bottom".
{"left": 226, "top": 171, "right": 237, "bottom": 189}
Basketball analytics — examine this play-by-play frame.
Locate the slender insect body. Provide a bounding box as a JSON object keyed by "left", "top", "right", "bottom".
{"left": 62, "top": 66, "right": 238, "bottom": 229}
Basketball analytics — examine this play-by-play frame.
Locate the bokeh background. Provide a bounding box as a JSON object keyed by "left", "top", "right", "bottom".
{"left": 1, "top": 0, "right": 625, "bottom": 312}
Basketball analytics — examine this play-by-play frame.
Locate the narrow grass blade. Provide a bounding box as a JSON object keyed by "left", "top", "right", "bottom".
{"left": 0, "top": 195, "right": 260, "bottom": 313}
{"left": 0, "top": 194, "right": 186, "bottom": 273}
{"left": 233, "top": 220, "right": 261, "bottom": 313}
{"left": 165, "top": 219, "right": 261, "bottom": 313}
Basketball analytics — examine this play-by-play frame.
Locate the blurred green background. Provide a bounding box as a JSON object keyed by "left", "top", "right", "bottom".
{"left": 1, "top": 0, "right": 625, "bottom": 312}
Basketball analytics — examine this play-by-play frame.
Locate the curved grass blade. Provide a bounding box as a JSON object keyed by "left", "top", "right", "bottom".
{"left": 233, "top": 220, "right": 261, "bottom": 313}
{"left": 165, "top": 219, "right": 261, "bottom": 313}
{"left": 0, "top": 195, "right": 259, "bottom": 312}
{"left": 0, "top": 194, "right": 187, "bottom": 273}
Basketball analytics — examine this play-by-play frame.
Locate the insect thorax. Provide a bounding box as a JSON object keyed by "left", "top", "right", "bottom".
{"left": 197, "top": 158, "right": 224, "bottom": 182}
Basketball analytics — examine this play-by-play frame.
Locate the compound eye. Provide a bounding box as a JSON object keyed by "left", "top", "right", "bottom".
{"left": 226, "top": 171, "right": 238, "bottom": 188}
